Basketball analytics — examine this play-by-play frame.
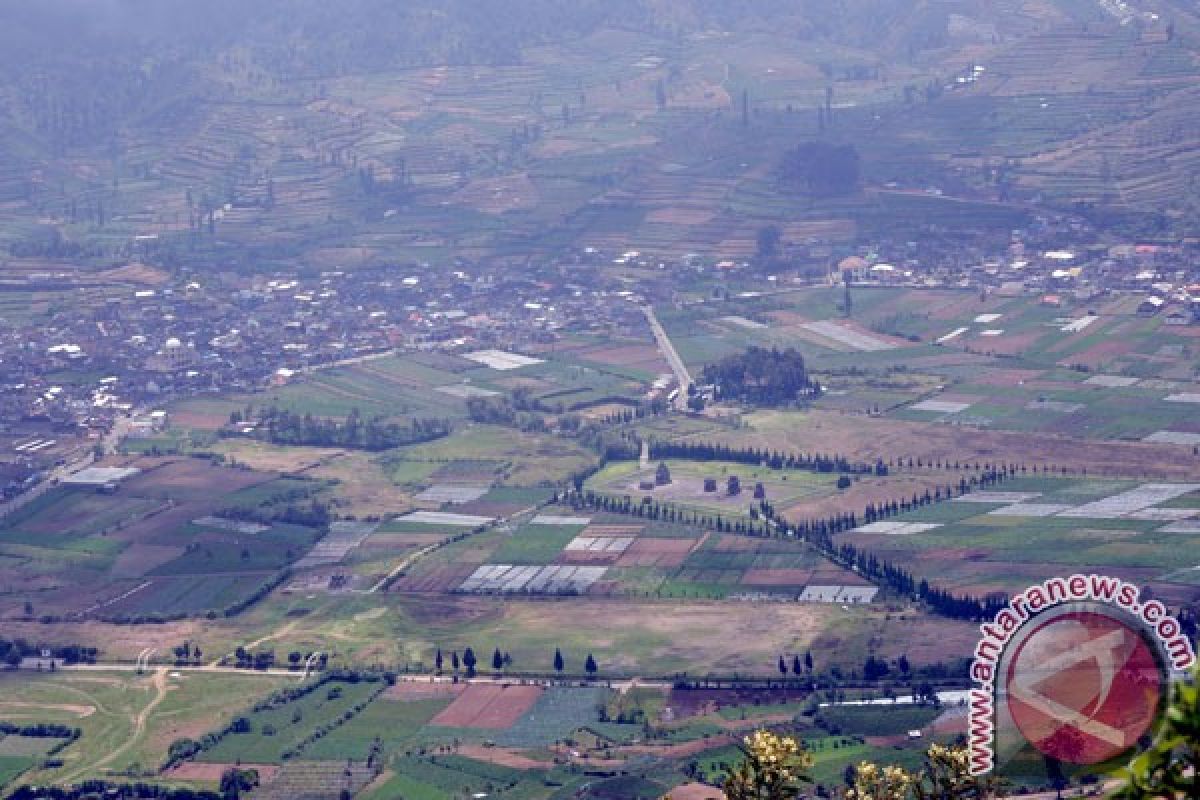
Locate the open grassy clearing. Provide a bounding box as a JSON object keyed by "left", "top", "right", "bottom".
{"left": 0, "top": 670, "right": 290, "bottom": 787}
{"left": 587, "top": 459, "right": 840, "bottom": 517}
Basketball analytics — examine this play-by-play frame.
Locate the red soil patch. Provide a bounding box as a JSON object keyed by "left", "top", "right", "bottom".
{"left": 713, "top": 535, "right": 760, "bottom": 552}
{"left": 963, "top": 330, "right": 1041, "bottom": 356}
{"left": 1063, "top": 339, "right": 1136, "bottom": 368}
{"left": 385, "top": 680, "right": 465, "bottom": 701}
{"left": 430, "top": 684, "right": 543, "bottom": 729}
{"left": 164, "top": 763, "right": 280, "bottom": 783}
{"left": 616, "top": 537, "right": 696, "bottom": 567}
{"left": 581, "top": 344, "right": 669, "bottom": 370}
{"left": 741, "top": 569, "right": 814, "bottom": 586}
{"left": 665, "top": 783, "right": 727, "bottom": 800}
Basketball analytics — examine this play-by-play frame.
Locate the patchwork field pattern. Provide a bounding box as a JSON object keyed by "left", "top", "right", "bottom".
{"left": 842, "top": 477, "right": 1200, "bottom": 600}
{"left": 429, "top": 685, "right": 544, "bottom": 729}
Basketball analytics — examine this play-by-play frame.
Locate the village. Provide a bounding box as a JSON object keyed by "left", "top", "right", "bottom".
{"left": 3, "top": 214, "right": 1200, "bottom": 505}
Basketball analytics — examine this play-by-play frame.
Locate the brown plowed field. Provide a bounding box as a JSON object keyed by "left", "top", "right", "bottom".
{"left": 164, "top": 763, "right": 281, "bottom": 782}
{"left": 429, "top": 684, "right": 543, "bottom": 729}
{"left": 741, "top": 569, "right": 814, "bottom": 586}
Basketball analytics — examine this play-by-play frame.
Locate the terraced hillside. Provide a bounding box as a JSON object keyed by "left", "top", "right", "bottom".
{"left": 0, "top": 0, "right": 1198, "bottom": 270}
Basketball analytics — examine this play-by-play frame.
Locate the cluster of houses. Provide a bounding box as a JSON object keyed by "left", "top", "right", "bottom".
{"left": 3, "top": 222, "right": 1200, "bottom": 500}
{"left": 0, "top": 256, "right": 659, "bottom": 498}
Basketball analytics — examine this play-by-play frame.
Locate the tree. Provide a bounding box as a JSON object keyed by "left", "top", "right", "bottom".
{"left": 451, "top": 651, "right": 460, "bottom": 672}
{"left": 585, "top": 653, "right": 598, "bottom": 676}
{"left": 462, "top": 647, "right": 477, "bottom": 678}
{"left": 779, "top": 655, "right": 788, "bottom": 678}
{"left": 792, "top": 655, "right": 803, "bottom": 676}
{"left": 780, "top": 141, "right": 860, "bottom": 197}
{"left": 435, "top": 648, "right": 444, "bottom": 674}
{"left": 1117, "top": 660, "right": 1200, "bottom": 799}
{"left": 492, "top": 648, "right": 503, "bottom": 672}
{"left": 220, "top": 767, "right": 259, "bottom": 800}
{"left": 756, "top": 225, "right": 781, "bottom": 263}
{"left": 656, "top": 462, "right": 672, "bottom": 486}
{"left": 724, "top": 730, "right": 812, "bottom": 800}
{"left": 553, "top": 648, "right": 564, "bottom": 673}
{"left": 844, "top": 744, "right": 1001, "bottom": 800}
{"left": 804, "top": 651, "right": 813, "bottom": 671}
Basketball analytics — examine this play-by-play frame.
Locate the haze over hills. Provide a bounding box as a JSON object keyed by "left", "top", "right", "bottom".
{"left": 0, "top": 0, "right": 1198, "bottom": 272}
{"left": 6, "top": 3, "right": 1200, "bottom": 798}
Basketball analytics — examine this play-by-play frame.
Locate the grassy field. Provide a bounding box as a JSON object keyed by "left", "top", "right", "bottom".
{"left": 0, "top": 670, "right": 291, "bottom": 787}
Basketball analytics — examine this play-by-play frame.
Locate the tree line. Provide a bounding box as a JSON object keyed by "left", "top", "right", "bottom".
{"left": 560, "top": 463, "right": 1026, "bottom": 621}
{"left": 236, "top": 407, "right": 450, "bottom": 451}
{"left": 647, "top": 440, "right": 885, "bottom": 476}
{"left": 0, "top": 636, "right": 98, "bottom": 667}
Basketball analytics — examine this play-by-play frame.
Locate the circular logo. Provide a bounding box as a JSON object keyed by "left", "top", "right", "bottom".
{"left": 1005, "top": 609, "right": 1164, "bottom": 764}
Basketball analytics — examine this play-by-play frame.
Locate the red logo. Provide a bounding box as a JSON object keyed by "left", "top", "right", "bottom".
{"left": 1005, "top": 610, "right": 1164, "bottom": 764}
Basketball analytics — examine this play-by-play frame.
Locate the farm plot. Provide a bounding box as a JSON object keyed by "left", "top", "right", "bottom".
{"left": 293, "top": 525, "right": 374, "bottom": 570}
{"left": 841, "top": 477, "right": 1200, "bottom": 596}
{"left": 490, "top": 524, "right": 585, "bottom": 565}
{"left": 493, "top": 687, "right": 610, "bottom": 748}
{"left": 199, "top": 679, "right": 384, "bottom": 764}
{"left": 800, "top": 321, "right": 896, "bottom": 352}
{"left": 429, "top": 685, "right": 544, "bottom": 729}
{"left": 398, "top": 511, "right": 496, "bottom": 527}
{"left": 0, "top": 456, "right": 321, "bottom": 619}
{"left": 458, "top": 564, "right": 608, "bottom": 594}
{"left": 415, "top": 485, "right": 489, "bottom": 504}
{"left": 463, "top": 350, "right": 545, "bottom": 371}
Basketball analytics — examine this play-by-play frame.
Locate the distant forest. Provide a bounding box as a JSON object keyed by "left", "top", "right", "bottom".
{"left": 701, "top": 346, "right": 821, "bottom": 407}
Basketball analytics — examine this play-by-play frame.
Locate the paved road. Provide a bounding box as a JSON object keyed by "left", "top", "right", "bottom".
{"left": 643, "top": 305, "right": 692, "bottom": 411}
{"left": 51, "top": 663, "right": 673, "bottom": 690}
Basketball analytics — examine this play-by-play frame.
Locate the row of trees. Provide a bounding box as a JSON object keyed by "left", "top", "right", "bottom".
{"left": 0, "top": 637, "right": 98, "bottom": 667}
{"left": 563, "top": 459, "right": 1022, "bottom": 620}
{"left": 647, "top": 439, "right": 885, "bottom": 476}
{"left": 242, "top": 408, "right": 450, "bottom": 451}
{"left": 433, "top": 646, "right": 599, "bottom": 676}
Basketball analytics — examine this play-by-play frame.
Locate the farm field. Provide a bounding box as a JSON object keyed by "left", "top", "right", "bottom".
{"left": 0, "top": 456, "right": 325, "bottom": 620}
{"left": 841, "top": 476, "right": 1200, "bottom": 599}
{"left": 662, "top": 287, "right": 1200, "bottom": 439}
{"left": 392, "top": 507, "right": 871, "bottom": 602}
